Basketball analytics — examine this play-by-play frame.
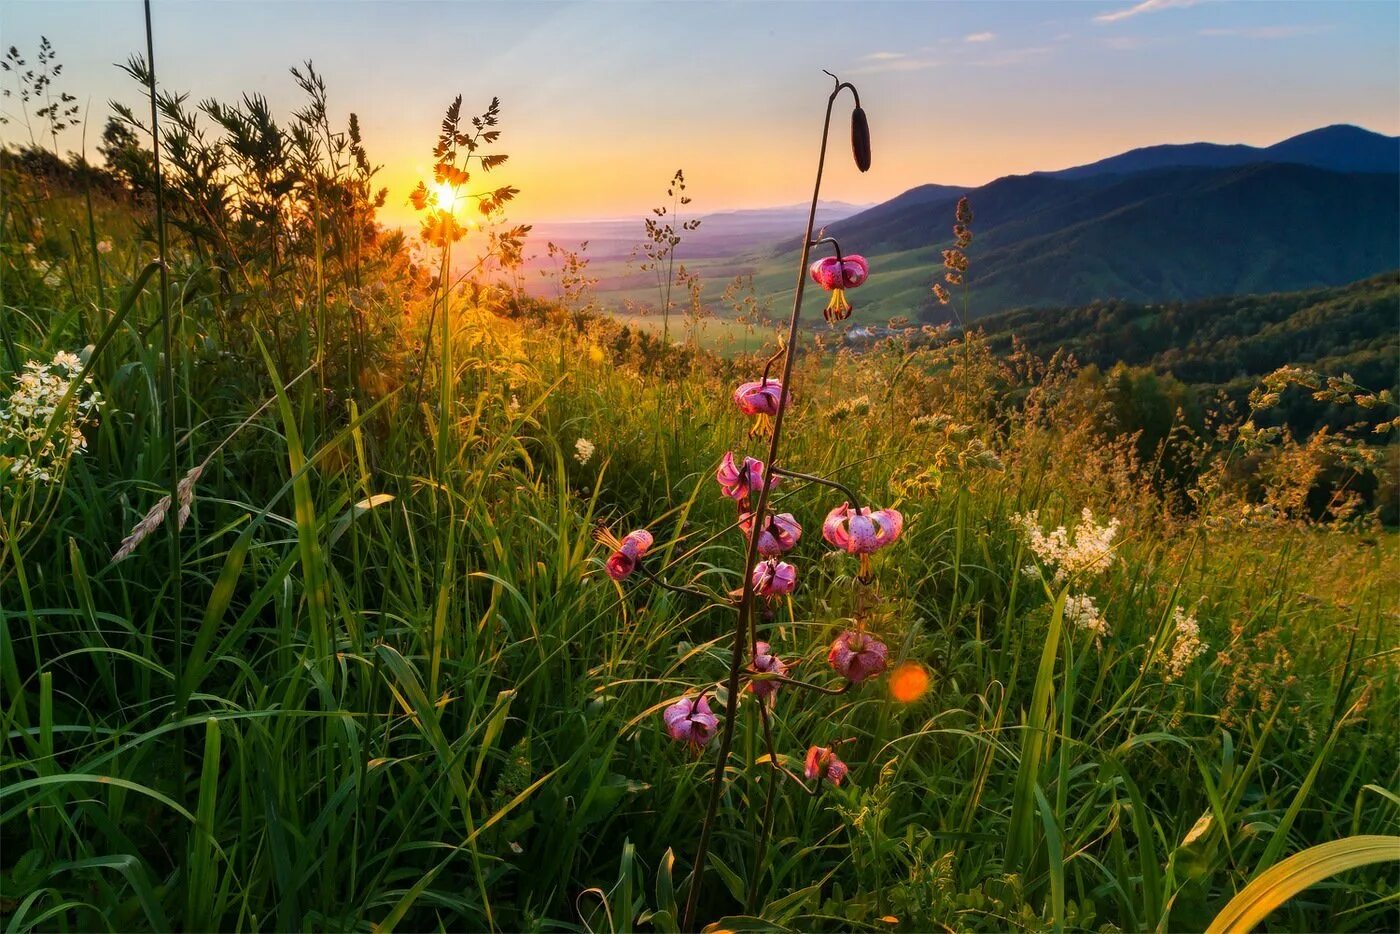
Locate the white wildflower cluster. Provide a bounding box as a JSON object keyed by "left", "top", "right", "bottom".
{"left": 1160, "top": 606, "right": 1208, "bottom": 681}
{"left": 1064, "top": 592, "right": 1110, "bottom": 644}
{"left": 1, "top": 351, "right": 102, "bottom": 484}
{"left": 1012, "top": 508, "right": 1121, "bottom": 584}
{"left": 574, "top": 437, "right": 596, "bottom": 466}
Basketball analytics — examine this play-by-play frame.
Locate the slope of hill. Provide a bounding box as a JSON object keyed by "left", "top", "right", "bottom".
{"left": 978, "top": 272, "right": 1400, "bottom": 409}
{"left": 1039, "top": 124, "right": 1399, "bottom": 179}
{"left": 754, "top": 162, "right": 1398, "bottom": 321}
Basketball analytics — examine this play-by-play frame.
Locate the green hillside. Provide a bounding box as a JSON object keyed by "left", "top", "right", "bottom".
{"left": 980, "top": 272, "right": 1399, "bottom": 388}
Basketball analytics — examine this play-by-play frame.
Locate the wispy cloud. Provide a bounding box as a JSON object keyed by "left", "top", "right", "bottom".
{"left": 1199, "top": 24, "right": 1331, "bottom": 39}
{"left": 1094, "top": 0, "right": 1200, "bottom": 25}
{"left": 851, "top": 52, "right": 942, "bottom": 74}
{"left": 964, "top": 32, "right": 996, "bottom": 43}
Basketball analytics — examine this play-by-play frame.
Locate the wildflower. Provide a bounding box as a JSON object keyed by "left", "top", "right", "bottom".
{"left": 716, "top": 451, "right": 776, "bottom": 505}
{"left": 804, "top": 745, "right": 849, "bottom": 785}
{"left": 1, "top": 351, "right": 102, "bottom": 484}
{"left": 574, "top": 437, "right": 596, "bottom": 465}
{"left": 828, "top": 630, "right": 889, "bottom": 683}
{"left": 1064, "top": 592, "right": 1110, "bottom": 644}
{"left": 663, "top": 694, "right": 719, "bottom": 747}
{"left": 822, "top": 502, "right": 903, "bottom": 577}
{"left": 932, "top": 282, "right": 951, "bottom": 305}
{"left": 1161, "top": 606, "right": 1208, "bottom": 681}
{"left": 594, "top": 528, "right": 654, "bottom": 581}
{"left": 733, "top": 378, "right": 786, "bottom": 418}
{"left": 747, "top": 641, "right": 790, "bottom": 702}
{"left": 96, "top": 240, "right": 113, "bottom": 254}
{"left": 809, "top": 254, "right": 870, "bottom": 324}
{"left": 739, "top": 510, "right": 802, "bottom": 556}
{"left": 1012, "top": 508, "right": 1120, "bottom": 584}
{"left": 751, "top": 558, "right": 797, "bottom": 598}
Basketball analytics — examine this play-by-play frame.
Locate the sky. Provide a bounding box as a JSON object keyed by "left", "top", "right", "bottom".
{"left": 2, "top": 0, "right": 1397, "bottom": 226}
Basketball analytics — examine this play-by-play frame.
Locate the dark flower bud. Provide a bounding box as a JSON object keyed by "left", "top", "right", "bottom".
{"left": 851, "top": 107, "right": 871, "bottom": 173}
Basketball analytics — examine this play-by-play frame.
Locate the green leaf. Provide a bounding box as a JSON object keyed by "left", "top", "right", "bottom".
{"left": 1205, "top": 835, "right": 1399, "bottom": 934}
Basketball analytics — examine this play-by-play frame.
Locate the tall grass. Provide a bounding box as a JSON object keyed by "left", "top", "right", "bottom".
{"left": 1, "top": 67, "right": 1396, "bottom": 933}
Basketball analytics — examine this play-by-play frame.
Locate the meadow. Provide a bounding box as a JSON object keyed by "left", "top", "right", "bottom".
{"left": 1, "top": 51, "right": 1398, "bottom": 934}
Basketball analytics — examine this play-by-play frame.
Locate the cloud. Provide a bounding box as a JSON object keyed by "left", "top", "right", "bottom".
{"left": 964, "top": 32, "right": 996, "bottom": 43}
{"left": 1198, "top": 24, "right": 1331, "bottom": 39}
{"left": 850, "top": 55, "right": 942, "bottom": 74}
{"left": 1094, "top": 0, "right": 1200, "bottom": 25}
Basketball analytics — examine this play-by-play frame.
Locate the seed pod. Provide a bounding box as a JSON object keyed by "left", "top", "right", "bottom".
{"left": 851, "top": 106, "right": 872, "bottom": 172}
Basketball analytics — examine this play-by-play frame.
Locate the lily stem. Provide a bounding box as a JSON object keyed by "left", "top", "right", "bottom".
{"left": 681, "top": 71, "right": 859, "bottom": 933}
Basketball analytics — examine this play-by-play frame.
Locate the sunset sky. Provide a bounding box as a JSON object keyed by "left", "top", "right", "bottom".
{"left": 3, "top": 0, "right": 1397, "bottom": 227}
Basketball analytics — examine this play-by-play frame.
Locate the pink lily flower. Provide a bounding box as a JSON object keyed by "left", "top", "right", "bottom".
{"left": 716, "top": 451, "right": 777, "bottom": 506}
{"left": 751, "top": 558, "right": 797, "bottom": 598}
{"left": 827, "top": 629, "right": 889, "bottom": 683}
{"left": 599, "top": 529, "right": 654, "bottom": 581}
{"left": 739, "top": 510, "right": 802, "bottom": 556}
{"left": 734, "top": 378, "right": 786, "bottom": 417}
{"left": 809, "top": 254, "right": 869, "bottom": 324}
{"left": 804, "top": 745, "right": 849, "bottom": 786}
{"left": 822, "top": 502, "right": 903, "bottom": 578}
{"left": 663, "top": 694, "right": 719, "bottom": 747}
{"left": 746, "top": 641, "right": 790, "bottom": 702}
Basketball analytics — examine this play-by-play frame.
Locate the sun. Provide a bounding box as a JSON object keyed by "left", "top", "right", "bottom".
{"left": 431, "top": 181, "right": 459, "bottom": 212}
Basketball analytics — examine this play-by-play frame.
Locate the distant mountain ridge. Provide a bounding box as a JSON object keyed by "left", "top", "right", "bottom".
{"left": 752, "top": 124, "right": 1399, "bottom": 319}
{"left": 1037, "top": 124, "right": 1399, "bottom": 180}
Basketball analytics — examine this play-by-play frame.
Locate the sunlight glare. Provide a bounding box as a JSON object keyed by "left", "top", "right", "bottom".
{"left": 432, "top": 181, "right": 459, "bottom": 212}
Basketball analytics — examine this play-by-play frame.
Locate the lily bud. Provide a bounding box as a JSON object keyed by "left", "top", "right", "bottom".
{"left": 851, "top": 106, "right": 871, "bottom": 172}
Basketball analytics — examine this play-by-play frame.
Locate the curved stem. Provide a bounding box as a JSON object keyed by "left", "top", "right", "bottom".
{"left": 767, "top": 674, "right": 852, "bottom": 696}
{"left": 682, "top": 72, "right": 858, "bottom": 933}
{"left": 768, "top": 465, "right": 863, "bottom": 514}
{"left": 636, "top": 563, "right": 732, "bottom": 606}
{"left": 758, "top": 343, "right": 785, "bottom": 386}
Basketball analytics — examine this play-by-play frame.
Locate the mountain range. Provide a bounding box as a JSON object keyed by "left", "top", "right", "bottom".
{"left": 752, "top": 124, "right": 1399, "bottom": 321}
{"left": 1037, "top": 124, "right": 1400, "bottom": 180}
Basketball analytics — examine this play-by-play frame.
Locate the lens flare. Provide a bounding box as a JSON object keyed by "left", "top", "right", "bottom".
{"left": 432, "top": 181, "right": 458, "bottom": 212}
{"left": 888, "top": 662, "right": 930, "bottom": 703}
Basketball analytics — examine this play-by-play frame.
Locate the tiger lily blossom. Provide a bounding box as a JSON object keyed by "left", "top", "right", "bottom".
{"left": 739, "top": 510, "right": 802, "bottom": 556}
{"left": 734, "top": 378, "right": 788, "bottom": 436}
{"left": 751, "top": 558, "right": 798, "bottom": 598}
{"left": 598, "top": 528, "right": 654, "bottom": 581}
{"left": 716, "top": 451, "right": 777, "bottom": 506}
{"left": 822, "top": 502, "right": 903, "bottom": 578}
{"left": 827, "top": 629, "right": 889, "bottom": 684}
{"left": 734, "top": 378, "right": 786, "bottom": 417}
{"left": 809, "top": 254, "right": 869, "bottom": 324}
{"left": 746, "top": 641, "right": 790, "bottom": 702}
{"left": 804, "top": 745, "right": 849, "bottom": 786}
{"left": 663, "top": 694, "right": 720, "bottom": 747}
